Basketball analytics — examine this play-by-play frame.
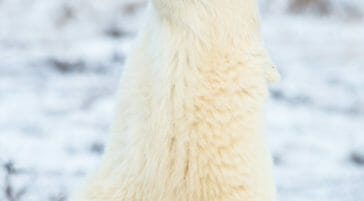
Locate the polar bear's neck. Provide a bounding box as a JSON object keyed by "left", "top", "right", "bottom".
{"left": 111, "top": 0, "right": 270, "bottom": 168}
{"left": 99, "top": 1, "right": 275, "bottom": 200}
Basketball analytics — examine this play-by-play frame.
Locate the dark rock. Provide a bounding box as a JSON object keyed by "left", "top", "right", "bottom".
{"left": 351, "top": 152, "right": 364, "bottom": 165}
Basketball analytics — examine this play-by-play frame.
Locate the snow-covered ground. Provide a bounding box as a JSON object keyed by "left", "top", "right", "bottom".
{"left": 0, "top": 1, "right": 363, "bottom": 201}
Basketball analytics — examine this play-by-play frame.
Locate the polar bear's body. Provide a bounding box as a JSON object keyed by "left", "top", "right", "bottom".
{"left": 72, "top": 0, "right": 279, "bottom": 201}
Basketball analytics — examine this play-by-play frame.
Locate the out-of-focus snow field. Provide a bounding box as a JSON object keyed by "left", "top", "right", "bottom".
{"left": 0, "top": 0, "right": 363, "bottom": 201}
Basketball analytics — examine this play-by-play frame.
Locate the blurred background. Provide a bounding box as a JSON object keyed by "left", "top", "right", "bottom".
{"left": 0, "top": 0, "right": 363, "bottom": 201}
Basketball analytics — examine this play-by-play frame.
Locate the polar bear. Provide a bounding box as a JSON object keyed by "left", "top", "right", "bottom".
{"left": 71, "top": 0, "right": 280, "bottom": 201}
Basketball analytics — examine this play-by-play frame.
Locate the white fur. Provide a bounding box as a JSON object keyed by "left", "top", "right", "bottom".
{"left": 72, "top": 0, "right": 279, "bottom": 200}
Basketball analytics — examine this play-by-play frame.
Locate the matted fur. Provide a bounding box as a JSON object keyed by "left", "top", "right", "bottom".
{"left": 71, "top": 0, "right": 280, "bottom": 201}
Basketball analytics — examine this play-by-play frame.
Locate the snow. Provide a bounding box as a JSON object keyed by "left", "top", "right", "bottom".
{"left": 0, "top": 0, "right": 364, "bottom": 201}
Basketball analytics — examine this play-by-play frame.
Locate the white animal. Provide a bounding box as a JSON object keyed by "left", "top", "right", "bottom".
{"left": 72, "top": 0, "right": 280, "bottom": 200}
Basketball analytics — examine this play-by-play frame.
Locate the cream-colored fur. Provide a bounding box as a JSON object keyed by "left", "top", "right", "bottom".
{"left": 71, "top": 0, "right": 279, "bottom": 201}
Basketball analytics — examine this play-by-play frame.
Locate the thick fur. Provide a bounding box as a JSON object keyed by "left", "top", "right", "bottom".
{"left": 71, "top": 0, "right": 280, "bottom": 201}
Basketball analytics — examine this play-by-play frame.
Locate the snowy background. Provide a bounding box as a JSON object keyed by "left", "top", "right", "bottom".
{"left": 0, "top": 0, "right": 363, "bottom": 201}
